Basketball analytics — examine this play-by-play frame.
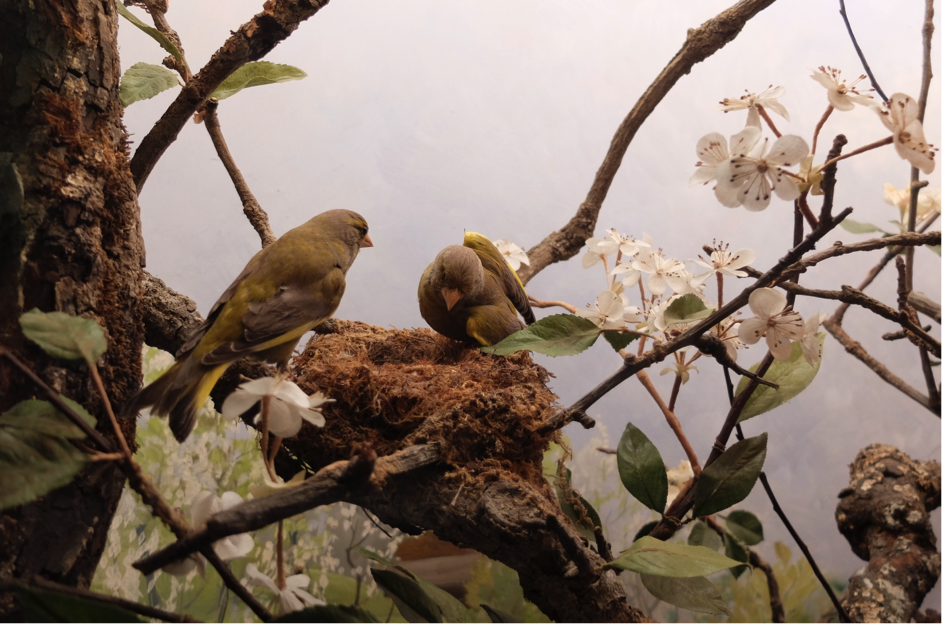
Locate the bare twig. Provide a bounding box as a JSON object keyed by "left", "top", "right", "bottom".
{"left": 130, "top": 0, "right": 331, "bottom": 190}
{"left": 749, "top": 550, "right": 786, "bottom": 623}
{"left": 838, "top": 0, "right": 888, "bottom": 102}
{"left": 0, "top": 577, "right": 195, "bottom": 623}
{"left": 138, "top": 0, "right": 192, "bottom": 81}
{"left": 201, "top": 548, "right": 272, "bottom": 621}
{"left": 818, "top": 134, "right": 848, "bottom": 224}
{"left": 134, "top": 445, "right": 437, "bottom": 575}
{"left": 909, "top": 291, "right": 941, "bottom": 323}
{"left": 203, "top": 100, "right": 276, "bottom": 247}
{"left": 529, "top": 296, "right": 579, "bottom": 314}
{"left": 779, "top": 231, "right": 940, "bottom": 280}
{"left": 517, "top": 0, "right": 779, "bottom": 284}
{"left": 636, "top": 370, "right": 701, "bottom": 475}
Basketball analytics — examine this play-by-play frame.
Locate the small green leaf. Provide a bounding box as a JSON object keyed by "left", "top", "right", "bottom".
{"left": 663, "top": 294, "right": 714, "bottom": 327}
{"left": 482, "top": 314, "right": 601, "bottom": 357}
{"left": 120, "top": 62, "right": 179, "bottom": 106}
{"left": 555, "top": 465, "right": 603, "bottom": 541}
{"left": 839, "top": 219, "right": 886, "bottom": 235}
{"left": 724, "top": 510, "right": 764, "bottom": 545}
{"left": 480, "top": 604, "right": 516, "bottom": 623}
{"left": 735, "top": 335, "right": 824, "bottom": 422}
{"left": 19, "top": 309, "right": 107, "bottom": 363}
{"left": 633, "top": 520, "right": 659, "bottom": 542}
{"left": 639, "top": 574, "right": 730, "bottom": 616}
{"left": 274, "top": 605, "right": 379, "bottom": 623}
{"left": 116, "top": 3, "right": 185, "bottom": 70}
{"left": 371, "top": 569, "right": 442, "bottom": 623}
{"left": 616, "top": 423, "right": 668, "bottom": 513}
{"left": 16, "top": 585, "right": 145, "bottom": 622}
{"left": 605, "top": 536, "right": 742, "bottom": 577}
{"left": 688, "top": 521, "right": 723, "bottom": 551}
{"left": 723, "top": 533, "right": 750, "bottom": 579}
{"left": 0, "top": 427, "right": 89, "bottom": 511}
{"left": 211, "top": 61, "right": 308, "bottom": 100}
{"left": 0, "top": 399, "right": 94, "bottom": 438}
{"left": 693, "top": 434, "right": 767, "bottom": 518}
{"left": 928, "top": 244, "right": 941, "bottom": 256}
{"left": 603, "top": 330, "right": 637, "bottom": 352}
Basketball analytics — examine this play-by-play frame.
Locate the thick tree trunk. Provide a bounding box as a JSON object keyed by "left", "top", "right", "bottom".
{"left": 0, "top": 0, "right": 144, "bottom": 616}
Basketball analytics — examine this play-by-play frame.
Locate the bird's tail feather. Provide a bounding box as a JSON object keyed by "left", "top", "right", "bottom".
{"left": 124, "top": 358, "right": 227, "bottom": 442}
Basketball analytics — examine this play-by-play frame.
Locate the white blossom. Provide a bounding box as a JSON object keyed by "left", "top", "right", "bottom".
{"left": 690, "top": 127, "right": 761, "bottom": 186}
{"left": 666, "top": 460, "right": 695, "bottom": 508}
{"left": 582, "top": 229, "right": 649, "bottom": 269}
{"left": 715, "top": 132, "right": 809, "bottom": 211}
{"left": 632, "top": 251, "right": 691, "bottom": 296}
{"left": 876, "top": 93, "right": 937, "bottom": 174}
{"left": 492, "top": 239, "right": 530, "bottom": 271}
{"left": 222, "top": 377, "right": 332, "bottom": 438}
{"left": 660, "top": 360, "right": 699, "bottom": 385}
{"left": 162, "top": 491, "right": 254, "bottom": 577}
{"left": 884, "top": 182, "right": 940, "bottom": 222}
{"left": 711, "top": 316, "right": 743, "bottom": 363}
{"left": 245, "top": 563, "right": 324, "bottom": 615}
{"left": 738, "top": 288, "right": 805, "bottom": 361}
{"left": 692, "top": 245, "right": 756, "bottom": 288}
{"left": 799, "top": 312, "right": 824, "bottom": 365}
{"left": 718, "top": 86, "right": 790, "bottom": 128}
{"left": 810, "top": 66, "right": 874, "bottom": 111}
{"left": 577, "top": 290, "right": 626, "bottom": 329}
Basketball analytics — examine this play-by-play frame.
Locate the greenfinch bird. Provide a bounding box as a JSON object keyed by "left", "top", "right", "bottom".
{"left": 125, "top": 209, "right": 373, "bottom": 441}
{"left": 418, "top": 232, "right": 535, "bottom": 346}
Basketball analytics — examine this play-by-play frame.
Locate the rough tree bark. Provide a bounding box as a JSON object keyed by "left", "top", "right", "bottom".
{"left": 836, "top": 444, "right": 941, "bottom": 622}
{"left": 0, "top": 0, "right": 144, "bottom": 617}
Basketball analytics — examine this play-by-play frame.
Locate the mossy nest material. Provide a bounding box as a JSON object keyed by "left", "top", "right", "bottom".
{"left": 286, "top": 319, "right": 560, "bottom": 488}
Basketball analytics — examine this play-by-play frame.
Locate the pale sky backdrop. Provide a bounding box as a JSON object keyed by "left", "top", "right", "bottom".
{"left": 119, "top": 0, "right": 940, "bottom": 607}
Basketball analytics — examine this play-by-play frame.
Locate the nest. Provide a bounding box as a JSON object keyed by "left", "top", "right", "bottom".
{"left": 282, "top": 319, "right": 561, "bottom": 489}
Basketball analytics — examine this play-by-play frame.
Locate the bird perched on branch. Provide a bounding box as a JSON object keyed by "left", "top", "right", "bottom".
{"left": 125, "top": 209, "right": 373, "bottom": 442}
{"left": 418, "top": 232, "right": 535, "bottom": 346}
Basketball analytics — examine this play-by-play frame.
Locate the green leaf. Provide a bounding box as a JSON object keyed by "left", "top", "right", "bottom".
{"left": 725, "top": 510, "right": 764, "bottom": 546}
{"left": 603, "top": 330, "right": 637, "bottom": 352}
{"left": 211, "top": 61, "right": 308, "bottom": 100}
{"left": 735, "top": 335, "right": 824, "bottom": 422}
{"left": 663, "top": 294, "right": 714, "bottom": 327}
{"left": 554, "top": 465, "right": 603, "bottom": 541}
{"left": 480, "top": 604, "right": 516, "bottom": 623}
{"left": 839, "top": 219, "right": 886, "bottom": 235}
{"left": 616, "top": 423, "right": 668, "bottom": 513}
{"left": 687, "top": 521, "right": 723, "bottom": 552}
{"left": 371, "top": 569, "right": 442, "bottom": 623}
{"left": 16, "top": 583, "right": 145, "bottom": 622}
{"left": 605, "top": 536, "right": 742, "bottom": 577}
{"left": 0, "top": 399, "right": 94, "bottom": 438}
{"left": 723, "top": 532, "right": 750, "bottom": 579}
{"left": 633, "top": 520, "right": 659, "bottom": 543}
{"left": 481, "top": 314, "right": 601, "bottom": 357}
{"left": 693, "top": 434, "right": 767, "bottom": 518}
{"left": 0, "top": 421, "right": 89, "bottom": 511}
{"left": 274, "top": 605, "right": 380, "bottom": 623}
{"left": 639, "top": 574, "right": 730, "bottom": 616}
{"left": 360, "top": 548, "right": 473, "bottom": 622}
{"left": 116, "top": 3, "right": 185, "bottom": 70}
{"left": 928, "top": 244, "right": 941, "bottom": 256}
{"left": 120, "top": 62, "right": 179, "bottom": 107}
{"left": 19, "top": 309, "right": 107, "bottom": 363}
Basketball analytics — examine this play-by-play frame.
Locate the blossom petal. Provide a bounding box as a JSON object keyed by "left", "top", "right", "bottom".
{"left": 767, "top": 135, "right": 809, "bottom": 166}
{"left": 689, "top": 165, "right": 717, "bottom": 186}
{"left": 765, "top": 328, "right": 795, "bottom": 360}
{"left": 738, "top": 317, "right": 766, "bottom": 345}
{"left": 221, "top": 390, "right": 262, "bottom": 420}
{"left": 748, "top": 288, "right": 786, "bottom": 319}
{"left": 771, "top": 171, "right": 801, "bottom": 201}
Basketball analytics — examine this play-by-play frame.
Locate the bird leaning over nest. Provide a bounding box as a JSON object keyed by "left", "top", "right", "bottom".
{"left": 418, "top": 231, "right": 535, "bottom": 346}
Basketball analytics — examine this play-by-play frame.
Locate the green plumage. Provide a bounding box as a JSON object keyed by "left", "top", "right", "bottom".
{"left": 125, "top": 209, "right": 372, "bottom": 442}
{"left": 418, "top": 232, "right": 535, "bottom": 346}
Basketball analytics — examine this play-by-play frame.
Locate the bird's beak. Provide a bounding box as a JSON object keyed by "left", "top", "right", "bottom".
{"left": 362, "top": 233, "right": 374, "bottom": 248}
{"left": 441, "top": 288, "right": 463, "bottom": 311}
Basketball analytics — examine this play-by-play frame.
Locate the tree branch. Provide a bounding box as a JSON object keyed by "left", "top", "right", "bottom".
{"left": 837, "top": 444, "right": 940, "bottom": 622}
{"left": 129, "top": 0, "right": 331, "bottom": 191}
{"left": 517, "top": 0, "right": 779, "bottom": 284}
